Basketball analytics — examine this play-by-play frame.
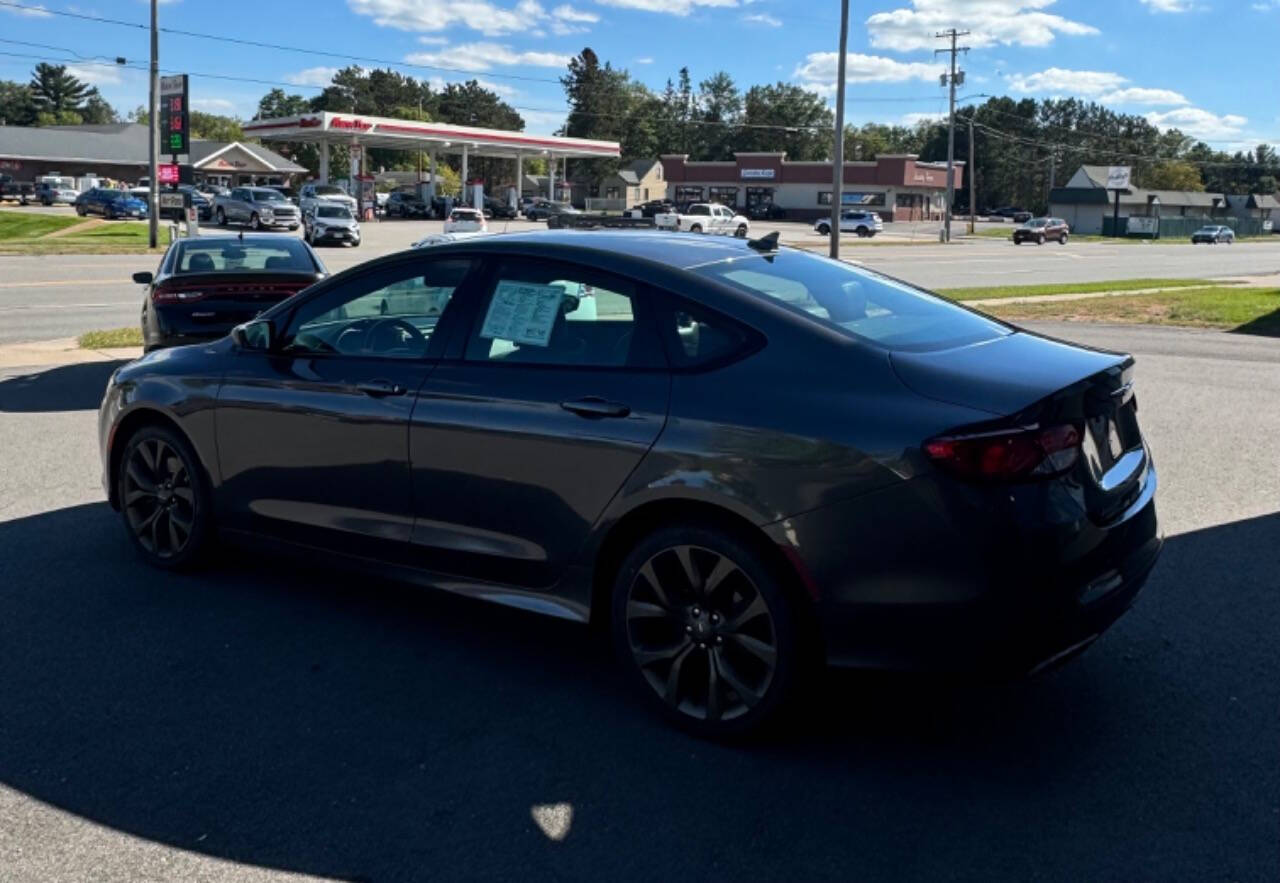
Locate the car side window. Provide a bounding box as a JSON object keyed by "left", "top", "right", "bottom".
{"left": 464, "top": 260, "right": 658, "bottom": 369}
{"left": 662, "top": 299, "right": 755, "bottom": 369}
{"left": 281, "top": 258, "right": 473, "bottom": 360}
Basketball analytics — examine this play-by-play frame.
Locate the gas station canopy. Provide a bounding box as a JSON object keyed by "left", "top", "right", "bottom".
{"left": 242, "top": 111, "right": 620, "bottom": 161}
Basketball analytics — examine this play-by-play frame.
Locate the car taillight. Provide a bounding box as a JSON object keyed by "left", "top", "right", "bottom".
{"left": 924, "top": 423, "right": 1082, "bottom": 481}
{"left": 152, "top": 287, "right": 205, "bottom": 304}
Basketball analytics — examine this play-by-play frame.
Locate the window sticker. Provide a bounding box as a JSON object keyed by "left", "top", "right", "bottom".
{"left": 479, "top": 281, "right": 564, "bottom": 347}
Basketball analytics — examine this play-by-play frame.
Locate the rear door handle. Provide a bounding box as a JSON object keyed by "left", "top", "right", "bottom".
{"left": 355, "top": 379, "right": 406, "bottom": 397}
{"left": 560, "top": 396, "right": 631, "bottom": 418}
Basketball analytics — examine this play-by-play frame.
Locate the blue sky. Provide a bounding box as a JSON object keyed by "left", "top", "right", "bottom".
{"left": 1, "top": 0, "right": 1277, "bottom": 151}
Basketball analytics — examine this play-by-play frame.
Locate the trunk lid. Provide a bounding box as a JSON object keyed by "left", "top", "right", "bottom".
{"left": 895, "top": 330, "right": 1148, "bottom": 521}
{"left": 155, "top": 272, "right": 318, "bottom": 330}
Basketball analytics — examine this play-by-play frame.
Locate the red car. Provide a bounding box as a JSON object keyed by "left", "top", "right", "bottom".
{"left": 1013, "top": 217, "right": 1070, "bottom": 245}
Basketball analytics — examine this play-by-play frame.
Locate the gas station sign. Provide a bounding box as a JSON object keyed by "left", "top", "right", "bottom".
{"left": 157, "top": 163, "right": 180, "bottom": 184}
{"left": 159, "top": 74, "right": 190, "bottom": 155}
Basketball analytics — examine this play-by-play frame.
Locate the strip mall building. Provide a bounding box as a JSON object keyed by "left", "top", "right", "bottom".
{"left": 660, "top": 153, "right": 963, "bottom": 221}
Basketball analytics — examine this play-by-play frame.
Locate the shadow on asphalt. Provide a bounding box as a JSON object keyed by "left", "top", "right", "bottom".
{"left": 0, "top": 503, "right": 1276, "bottom": 881}
{"left": 1231, "top": 306, "right": 1280, "bottom": 338}
{"left": 0, "top": 360, "right": 127, "bottom": 412}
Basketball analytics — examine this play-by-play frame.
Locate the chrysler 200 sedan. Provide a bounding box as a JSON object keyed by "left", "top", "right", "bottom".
{"left": 98, "top": 231, "right": 1161, "bottom": 737}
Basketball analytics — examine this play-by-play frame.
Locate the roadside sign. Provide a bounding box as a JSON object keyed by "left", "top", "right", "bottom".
{"left": 158, "top": 192, "right": 184, "bottom": 210}
{"left": 159, "top": 74, "right": 190, "bottom": 155}
{"left": 157, "top": 163, "right": 180, "bottom": 185}
{"left": 1105, "top": 166, "right": 1131, "bottom": 190}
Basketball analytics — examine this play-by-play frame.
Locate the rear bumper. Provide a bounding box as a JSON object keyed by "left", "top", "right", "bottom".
{"left": 767, "top": 460, "right": 1161, "bottom": 676}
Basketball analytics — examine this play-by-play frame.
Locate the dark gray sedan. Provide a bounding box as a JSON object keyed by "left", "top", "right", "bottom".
{"left": 98, "top": 231, "right": 1160, "bottom": 737}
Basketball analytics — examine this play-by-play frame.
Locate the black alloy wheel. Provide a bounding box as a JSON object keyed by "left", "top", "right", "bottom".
{"left": 613, "top": 526, "right": 798, "bottom": 737}
{"left": 216, "top": 208, "right": 226, "bottom": 226}
{"left": 118, "top": 426, "right": 210, "bottom": 568}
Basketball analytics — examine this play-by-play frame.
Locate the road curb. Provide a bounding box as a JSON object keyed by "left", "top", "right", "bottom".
{"left": 0, "top": 338, "right": 141, "bottom": 370}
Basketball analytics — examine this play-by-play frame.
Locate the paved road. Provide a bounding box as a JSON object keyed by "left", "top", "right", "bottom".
{"left": 1, "top": 214, "right": 1279, "bottom": 344}
{"left": 0, "top": 322, "right": 1276, "bottom": 882}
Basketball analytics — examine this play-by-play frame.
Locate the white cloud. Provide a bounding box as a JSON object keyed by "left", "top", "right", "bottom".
{"left": 1146, "top": 107, "right": 1248, "bottom": 141}
{"left": 1138, "top": 0, "right": 1192, "bottom": 11}
{"left": 284, "top": 66, "right": 339, "bottom": 87}
{"left": 1, "top": 2, "right": 51, "bottom": 16}
{"left": 595, "top": 0, "right": 738, "bottom": 15}
{"left": 418, "top": 35, "right": 449, "bottom": 44}
{"left": 794, "top": 51, "right": 944, "bottom": 96}
{"left": 900, "top": 112, "right": 946, "bottom": 125}
{"left": 1251, "top": 0, "right": 1279, "bottom": 9}
{"left": 634, "top": 56, "right": 655, "bottom": 64}
{"left": 552, "top": 3, "right": 598, "bottom": 20}
{"left": 349, "top": 0, "right": 553, "bottom": 35}
{"left": 406, "top": 42, "right": 572, "bottom": 72}
{"left": 1007, "top": 68, "right": 1127, "bottom": 95}
{"left": 1098, "top": 87, "right": 1188, "bottom": 106}
{"left": 742, "top": 11, "right": 780, "bottom": 25}
{"left": 65, "top": 63, "right": 123, "bottom": 86}
{"left": 520, "top": 108, "right": 567, "bottom": 134}
{"left": 867, "top": 0, "right": 1097, "bottom": 52}
{"left": 192, "top": 97, "right": 236, "bottom": 111}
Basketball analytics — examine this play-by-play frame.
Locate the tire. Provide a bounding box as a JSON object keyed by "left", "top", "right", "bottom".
{"left": 76, "top": 204, "right": 86, "bottom": 217}
{"left": 250, "top": 213, "right": 261, "bottom": 231}
{"left": 1037, "top": 234, "right": 1046, "bottom": 245}
{"left": 610, "top": 524, "right": 801, "bottom": 738}
{"left": 116, "top": 423, "right": 212, "bottom": 571}
{"left": 735, "top": 224, "right": 748, "bottom": 238}
{"left": 216, "top": 208, "right": 226, "bottom": 226}
{"left": 1060, "top": 233, "right": 1068, "bottom": 245}
{"left": 689, "top": 224, "right": 703, "bottom": 234}
{"left": 856, "top": 227, "right": 869, "bottom": 238}
{"left": 816, "top": 224, "right": 830, "bottom": 236}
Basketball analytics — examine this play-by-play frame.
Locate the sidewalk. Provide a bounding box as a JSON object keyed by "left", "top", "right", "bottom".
{"left": 0, "top": 337, "right": 141, "bottom": 371}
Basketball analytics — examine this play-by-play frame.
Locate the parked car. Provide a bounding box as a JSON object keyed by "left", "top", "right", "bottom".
{"left": 213, "top": 186, "right": 301, "bottom": 230}
{"left": 411, "top": 231, "right": 491, "bottom": 248}
{"left": 1013, "top": 217, "right": 1070, "bottom": 245}
{"left": 268, "top": 185, "right": 300, "bottom": 206}
{"left": 1191, "top": 225, "right": 1234, "bottom": 244}
{"left": 133, "top": 234, "right": 326, "bottom": 351}
{"left": 814, "top": 210, "right": 884, "bottom": 238}
{"left": 0, "top": 174, "right": 34, "bottom": 204}
{"left": 443, "top": 207, "right": 487, "bottom": 233}
{"left": 634, "top": 199, "right": 674, "bottom": 218}
{"left": 75, "top": 187, "right": 148, "bottom": 220}
{"left": 32, "top": 182, "right": 79, "bottom": 206}
{"left": 385, "top": 190, "right": 429, "bottom": 219}
{"left": 744, "top": 203, "right": 787, "bottom": 221}
{"left": 655, "top": 202, "right": 750, "bottom": 237}
{"left": 99, "top": 231, "right": 1161, "bottom": 737}
{"left": 298, "top": 183, "right": 357, "bottom": 216}
{"left": 992, "top": 206, "right": 1028, "bottom": 221}
{"left": 196, "top": 182, "right": 229, "bottom": 198}
{"left": 303, "top": 203, "right": 361, "bottom": 247}
{"left": 524, "top": 199, "right": 577, "bottom": 222}
{"left": 485, "top": 196, "right": 518, "bottom": 219}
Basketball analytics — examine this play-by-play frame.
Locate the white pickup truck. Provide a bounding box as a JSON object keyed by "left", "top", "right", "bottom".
{"left": 655, "top": 203, "right": 750, "bottom": 237}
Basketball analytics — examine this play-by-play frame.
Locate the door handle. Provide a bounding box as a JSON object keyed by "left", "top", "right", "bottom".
{"left": 560, "top": 397, "right": 631, "bottom": 418}
{"left": 355, "top": 379, "right": 406, "bottom": 397}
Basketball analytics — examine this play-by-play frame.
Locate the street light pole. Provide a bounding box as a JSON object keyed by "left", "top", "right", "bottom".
{"left": 829, "top": 0, "right": 849, "bottom": 260}
{"left": 147, "top": 0, "right": 158, "bottom": 248}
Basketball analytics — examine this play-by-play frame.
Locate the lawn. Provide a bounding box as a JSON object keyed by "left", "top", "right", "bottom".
{"left": 980, "top": 286, "right": 1280, "bottom": 336}
{"left": 78, "top": 327, "right": 143, "bottom": 349}
{"left": 938, "top": 278, "right": 1219, "bottom": 301}
{"left": 0, "top": 215, "right": 171, "bottom": 255}
{"left": 0, "top": 210, "right": 84, "bottom": 240}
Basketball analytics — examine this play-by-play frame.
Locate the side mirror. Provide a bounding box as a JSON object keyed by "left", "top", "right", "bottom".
{"left": 132, "top": 271, "right": 153, "bottom": 284}
{"left": 231, "top": 318, "right": 274, "bottom": 351}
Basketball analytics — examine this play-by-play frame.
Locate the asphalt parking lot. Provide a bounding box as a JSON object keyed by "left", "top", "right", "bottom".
{"left": 0, "top": 321, "right": 1276, "bottom": 881}
{"left": 3, "top": 207, "right": 1280, "bottom": 344}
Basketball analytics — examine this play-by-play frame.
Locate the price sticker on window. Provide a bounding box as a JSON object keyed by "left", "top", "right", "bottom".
{"left": 479, "top": 281, "right": 565, "bottom": 347}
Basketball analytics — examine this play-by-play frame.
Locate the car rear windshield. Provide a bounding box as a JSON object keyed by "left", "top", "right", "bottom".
{"left": 174, "top": 239, "right": 316, "bottom": 273}
{"left": 317, "top": 206, "right": 351, "bottom": 219}
{"left": 452, "top": 210, "right": 480, "bottom": 218}
{"left": 695, "top": 250, "right": 1009, "bottom": 352}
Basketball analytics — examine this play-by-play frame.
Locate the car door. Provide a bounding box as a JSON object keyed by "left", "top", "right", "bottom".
{"left": 215, "top": 255, "right": 480, "bottom": 560}
{"left": 406, "top": 256, "right": 671, "bottom": 589}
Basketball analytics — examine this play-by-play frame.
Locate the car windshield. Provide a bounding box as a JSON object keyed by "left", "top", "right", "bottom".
{"left": 175, "top": 239, "right": 315, "bottom": 273}
{"left": 317, "top": 206, "right": 351, "bottom": 219}
{"left": 253, "top": 189, "right": 288, "bottom": 202}
{"left": 1027, "top": 219, "right": 1047, "bottom": 227}
{"left": 696, "top": 250, "right": 1009, "bottom": 352}
{"left": 314, "top": 186, "right": 345, "bottom": 195}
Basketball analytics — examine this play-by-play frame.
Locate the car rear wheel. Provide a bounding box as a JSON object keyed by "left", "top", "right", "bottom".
{"left": 117, "top": 424, "right": 212, "bottom": 570}
{"left": 856, "top": 227, "right": 870, "bottom": 237}
{"left": 689, "top": 224, "right": 703, "bottom": 234}
{"left": 216, "top": 208, "right": 226, "bottom": 226}
{"left": 735, "top": 224, "right": 748, "bottom": 238}
{"left": 611, "top": 524, "right": 800, "bottom": 738}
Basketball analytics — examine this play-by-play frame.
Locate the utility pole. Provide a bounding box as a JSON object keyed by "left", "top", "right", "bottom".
{"left": 1046, "top": 149, "right": 1056, "bottom": 212}
{"left": 147, "top": 0, "right": 159, "bottom": 248}
{"left": 829, "top": 0, "right": 849, "bottom": 260}
{"left": 968, "top": 115, "right": 975, "bottom": 234}
{"left": 935, "top": 29, "right": 968, "bottom": 243}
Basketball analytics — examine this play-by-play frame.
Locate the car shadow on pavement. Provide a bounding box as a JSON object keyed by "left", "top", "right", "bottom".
{"left": 0, "top": 502, "right": 1276, "bottom": 881}
{"left": 1231, "top": 306, "right": 1280, "bottom": 338}
{"left": 0, "top": 360, "right": 127, "bottom": 413}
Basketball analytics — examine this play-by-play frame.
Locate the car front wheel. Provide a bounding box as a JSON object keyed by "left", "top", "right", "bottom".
{"left": 816, "top": 224, "right": 830, "bottom": 236}
{"left": 117, "top": 424, "right": 212, "bottom": 570}
{"left": 1060, "top": 233, "right": 1068, "bottom": 244}
{"left": 250, "top": 213, "right": 261, "bottom": 230}
{"left": 216, "top": 208, "right": 226, "bottom": 226}
{"left": 611, "top": 524, "right": 800, "bottom": 738}
{"left": 735, "top": 224, "right": 748, "bottom": 238}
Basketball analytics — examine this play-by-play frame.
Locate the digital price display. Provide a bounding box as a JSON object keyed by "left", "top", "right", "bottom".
{"left": 159, "top": 74, "right": 189, "bottom": 155}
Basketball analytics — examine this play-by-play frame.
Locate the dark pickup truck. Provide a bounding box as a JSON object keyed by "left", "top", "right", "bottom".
{"left": 0, "top": 174, "right": 35, "bottom": 205}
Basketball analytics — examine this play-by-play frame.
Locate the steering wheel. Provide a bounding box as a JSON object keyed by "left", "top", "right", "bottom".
{"left": 365, "top": 317, "right": 427, "bottom": 354}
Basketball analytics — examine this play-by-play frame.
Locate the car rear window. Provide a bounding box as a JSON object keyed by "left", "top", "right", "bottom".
{"left": 453, "top": 210, "right": 480, "bottom": 219}
{"left": 175, "top": 239, "right": 316, "bottom": 273}
{"left": 695, "top": 250, "right": 1009, "bottom": 352}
